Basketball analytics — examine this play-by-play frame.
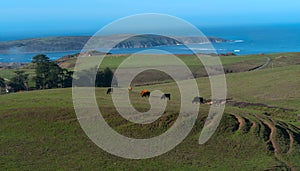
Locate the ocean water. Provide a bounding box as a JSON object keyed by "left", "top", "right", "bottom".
{"left": 0, "top": 24, "right": 299, "bottom": 63}
{"left": 201, "top": 23, "right": 300, "bottom": 55}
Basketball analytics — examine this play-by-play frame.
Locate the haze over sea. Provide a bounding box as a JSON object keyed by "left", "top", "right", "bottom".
{"left": 0, "top": 23, "right": 299, "bottom": 63}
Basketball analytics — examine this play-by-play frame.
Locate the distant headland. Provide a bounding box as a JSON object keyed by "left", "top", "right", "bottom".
{"left": 0, "top": 34, "right": 228, "bottom": 54}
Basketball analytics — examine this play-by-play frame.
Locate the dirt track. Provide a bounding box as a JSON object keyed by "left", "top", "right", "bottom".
{"left": 248, "top": 57, "right": 271, "bottom": 71}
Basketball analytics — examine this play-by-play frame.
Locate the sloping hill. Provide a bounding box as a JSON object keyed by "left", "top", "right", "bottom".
{"left": 0, "top": 36, "right": 90, "bottom": 53}
{"left": 1, "top": 62, "right": 300, "bottom": 170}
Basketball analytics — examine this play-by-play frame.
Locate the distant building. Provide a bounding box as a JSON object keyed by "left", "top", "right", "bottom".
{"left": 298, "top": 114, "right": 300, "bottom": 122}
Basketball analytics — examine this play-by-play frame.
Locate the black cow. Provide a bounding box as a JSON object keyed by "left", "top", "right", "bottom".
{"left": 161, "top": 93, "right": 171, "bottom": 100}
{"left": 141, "top": 91, "right": 150, "bottom": 97}
{"left": 106, "top": 88, "right": 113, "bottom": 94}
{"left": 192, "top": 96, "right": 204, "bottom": 104}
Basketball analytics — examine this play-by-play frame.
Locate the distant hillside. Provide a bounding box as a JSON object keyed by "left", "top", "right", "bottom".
{"left": 113, "top": 34, "right": 182, "bottom": 48}
{"left": 0, "top": 35, "right": 228, "bottom": 53}
{"left": 0, "top": 36, "right": 90, "bottom": 53}
{"left": 113, "top": 34, "right": 227, "bottom": 48}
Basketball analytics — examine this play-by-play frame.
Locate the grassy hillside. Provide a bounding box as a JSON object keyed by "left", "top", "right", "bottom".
{"left": 2, "top": 52, "right": 299, "bottom": 83}
{"left": 56, "top": 53, "right": 268, "bottom": 70}
{"left": 0, "top": 53, "right": 267, "bottom": 87}
{"left": 1, "top": 60, "right": 300, "bottom": 170}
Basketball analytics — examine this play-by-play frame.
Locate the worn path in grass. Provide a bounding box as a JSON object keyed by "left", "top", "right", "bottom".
{"left": 262, "top": 119, "right": 294, "bottom": 171}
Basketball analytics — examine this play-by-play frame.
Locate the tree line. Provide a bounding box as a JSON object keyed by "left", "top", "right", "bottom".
{"left": 0, "top": 54, "right": 115, "bottom": 94}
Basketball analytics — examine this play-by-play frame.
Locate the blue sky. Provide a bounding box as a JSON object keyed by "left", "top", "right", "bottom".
{"left": 1, "top": 0, "right": 300, "bottom": 39}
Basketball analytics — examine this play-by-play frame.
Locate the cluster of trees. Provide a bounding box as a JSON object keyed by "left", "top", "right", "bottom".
{"left": 96, "top": 67, "right": 116, "bottom": 87}
{"left": 32, "top": 54, "right": 73, "bottom": 89}
{"left": 0, "top": 71, "right": 29, "bottom": 93}
{"left": 75, "top": 67, "right": 116, "bottom": 87}
{"left": 8, "top": 71, "right": 29, "bottom": 91}
{"left": 0, "top": 54, "right": 116, "bottom": 94}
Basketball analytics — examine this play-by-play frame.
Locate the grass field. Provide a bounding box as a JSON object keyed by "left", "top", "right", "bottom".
{"left": 2, "top": 52, "right": 295, "bottom": 87}
{"left": 64, "top": 53, "right": 268, "bottom": 71}
{"left": 0, "top": 69, "right": 35, "bottom": 87}
{"left": 1, "top": 53, "right": 300, "bottom": 170}
{"left": 0, "top": 69, "right": 35, "bottom": 81}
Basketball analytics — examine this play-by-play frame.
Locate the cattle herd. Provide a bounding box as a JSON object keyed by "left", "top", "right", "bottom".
{"left": 106, "top": 87, "right": 228, "bottom": 105}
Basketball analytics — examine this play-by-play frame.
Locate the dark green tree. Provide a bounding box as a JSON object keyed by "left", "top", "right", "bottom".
{"left": 0, "top": 77, "right": 6, "bottom": 94}
{"left": 75, "top": 67, "right": 116, "bottom": 87}
{"left": 103, "top": 67, "right": 114, "bottom": 87}
{"left": 60, "top": 69, "right": 73, "bottom": 88}
{"left": 94, "top": 68, "right": 115, "bottom": 87}
{"left": 46, "top": 62, "right": 63, "bottom": 89}
{"left": 0, "top": 77, "right": 5, "bottom": 87}
{"left": 32, "top": 54, "right": 51, "bottom": 89}
{"left": 95, "top": 70, "right": 104, "bottom": 87}
{"left": 9, "top": 71, "right": 29, "bottom": 92}
{"left": 32, "top": 54, "right": 73, "bottom": 89}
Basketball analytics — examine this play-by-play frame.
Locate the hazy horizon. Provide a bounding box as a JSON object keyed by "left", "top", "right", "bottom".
{"left": 1, "top": 22, "right": 300, "bottom": 42}
{"left": 1, "top": 0, "right": 300, "bottom": 41}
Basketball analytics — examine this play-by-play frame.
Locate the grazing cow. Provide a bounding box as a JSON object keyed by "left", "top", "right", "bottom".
{"left": 140, "top": 89, "right": 150, "bottom": 97}
{"left": 106, "top": 88, "right": 113, "bottom": 94}
{"left": 161, "top": 93, "right": 171, "bottom": 100}
{"left": 192, "top": 96, "right": 204, "bottom": 104}
{"left": 142, "top": 91, "right": 150, "bottom": 97}
{"left": 140, "top": 89, "right": 148, "bottom": 95}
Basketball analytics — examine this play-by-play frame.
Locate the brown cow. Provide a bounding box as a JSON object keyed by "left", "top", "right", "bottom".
{"left": 140, "top": 89, "right": 150, "bottom": 97}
